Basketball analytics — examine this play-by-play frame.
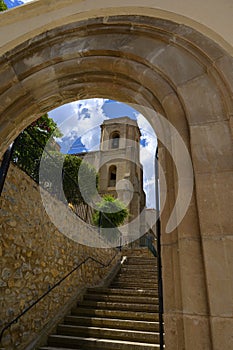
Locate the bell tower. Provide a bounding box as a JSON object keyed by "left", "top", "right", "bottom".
{"left": 98, "top": 117, "right": 146, "bottom": 242}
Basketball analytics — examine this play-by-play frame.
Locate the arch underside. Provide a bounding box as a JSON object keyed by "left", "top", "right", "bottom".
{"left": 0, "top": 15, "right": 233, "bottom": 350}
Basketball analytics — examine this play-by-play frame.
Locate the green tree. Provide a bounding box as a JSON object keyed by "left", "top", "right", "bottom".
{"left": 12, "top": 114, "right": 62, "bottom": 182}
{"left": 63, "top": 154, "right": 98, "bottom": 205}
{"left": 12, "top": 114, "right": 98, "bottom": 206}
{"left": 93, "top": 194, "right": 129, "bottom": 228}
{"left": 0, "top": 0, "right": 7, "bottom": 11}
{"left": 39, "top": 151, "right": 98, "bottom": 206}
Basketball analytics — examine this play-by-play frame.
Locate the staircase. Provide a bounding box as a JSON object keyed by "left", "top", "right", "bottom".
{"left": 39, "top": 251, "right": 161, "bottom": 350}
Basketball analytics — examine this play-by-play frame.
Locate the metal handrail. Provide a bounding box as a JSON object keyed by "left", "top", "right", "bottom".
{"left": 0, "top": 249, "right": 121, "bottom": 343}
{"left": 145, "top": 236, "right": 157, "bottom": 258}
{"left": 155, "top": 147, "right": 164, "bottom": 350}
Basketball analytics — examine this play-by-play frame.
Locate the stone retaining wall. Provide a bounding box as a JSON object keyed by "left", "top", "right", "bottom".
{"left": 0, "top": 164, "right": 120, "bottom": 349}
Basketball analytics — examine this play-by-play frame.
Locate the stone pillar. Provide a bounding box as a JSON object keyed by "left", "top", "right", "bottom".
{"left": 192, "top": 119, "right": 233, "bottom": 350}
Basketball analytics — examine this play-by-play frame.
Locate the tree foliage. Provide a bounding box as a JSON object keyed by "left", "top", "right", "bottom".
{"left": 12, "top": 114, "right": 62, "bottom": 182}
{"left": 12, "top": 114, "right": 98, "bottom": 206}
{"left": 39, "top": 152, "right": 98, "bottom": 205}
{"left": 0, "top": 0, "right": 7, "bottom": 11}
{"left": 93, "top": 194, "right": 129, "bottom": 228}
{"left": 63, "top": 154, "right": 98, "bottom": 205}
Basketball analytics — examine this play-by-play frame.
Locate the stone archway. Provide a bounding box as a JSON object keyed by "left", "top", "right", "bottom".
{"left": 0, "top": 5, "right": 232, "bottom": 350}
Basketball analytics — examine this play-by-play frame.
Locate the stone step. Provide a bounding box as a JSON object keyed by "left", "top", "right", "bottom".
{"left": 87, "top": 288, "right": 158, "bottom": 297}
{"left": 118, "top": 274, "right": 158, "bottom": 279}
{"left": 120, "top": 266, "right": 157, "bottom": 270}
{"left": 57, "top": 324, "right": 160, "bottom": 343}
{"left": 126, "top": 257, "right": 156, "bottom": 261}
{"left": 64, "top": 315, "right": 160, "bottom": 332}
{"left": 110, "top": 282, "right": 158, "bottom": 289}
{"left": 110, "top": 286, "right": 158, "bottom": 291}
{"left": 119, "top": 269, "right": 157, "bottom": 274}
{"left": 119, "top": 267, "right": 158, "bottom": 275}
{"left": 71, "top": 307, "right": 159, "bottom": 321}
{"left": 111, "top": 280, "right": 158, "bottom": 285}
{"left": 84, "top": 293, "right": 159, "bottom": 304}
{"left": 110, "top": 287, "right": 158, "bottom": 293}
{"left": 123, "top": 258, "right": 157, "bottom": 269}
{"left": 115, "top": 276, "right": 157, "bottom": 283}
{"left": 115, "top": 273, "right": 157, "bottom": 278}
{"left": 124, "top": 262, "right": 156, "bottom": 267}
{"left": 123, "top": 259, "right": 157, "bottom": 269}
{"left": 77, "top": 300, "right": 159, "bottom": 312}
{"left": 47, "top": 335, "right": 160, "bottom": 349}
{"left": 122, "top": 268, "right": 157, "bottom": 273}
{"left": 114, "top": 281, "right": 157, "bottom": 286}
{"left": 124, "top": 263, "right": 157, "bottom": 267}
{"left": 119, "top": 272, "right": 157, "bottom": 277}
{"left": 117, "top": 277, "right": 158, "bottom": 282}
{"left": 119, "top": 273, "right": 157, "bottom": 278}
{"left": 111, "top": 278, "right": 157, "bottom": 283}
{"left": 111, "top": 282, "right": 157, "bottom": 289}
{"left": 40, "top": 348, "right": 81, "bottom": 350}
{"left": 39, "top": 250, "right": 162, "bottom": 350}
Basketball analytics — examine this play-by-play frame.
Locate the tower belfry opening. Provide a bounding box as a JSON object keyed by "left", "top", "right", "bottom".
{"left": 110, "top": 132, "right": 120, "bottom": 149}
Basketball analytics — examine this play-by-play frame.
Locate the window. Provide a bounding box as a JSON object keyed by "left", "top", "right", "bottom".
{"left": 110, "top": 132, "right": 120, "bottom": 149}
{"left": 109, "top": 165, "right": 117, "bottom": 187}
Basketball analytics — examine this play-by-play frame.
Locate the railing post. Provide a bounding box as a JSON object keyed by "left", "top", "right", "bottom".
{"left": 98, "top": 211, "right": 102, "bottom": 235}
{"left": 155, "top": 147, "right": 164, "bottom": 349}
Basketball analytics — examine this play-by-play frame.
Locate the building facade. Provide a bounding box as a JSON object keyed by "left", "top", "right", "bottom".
{"left": 74, "top": 117, "right": 146, "bottom": 244}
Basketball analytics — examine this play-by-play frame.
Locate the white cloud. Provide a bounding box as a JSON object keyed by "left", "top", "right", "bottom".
{"left": 144, "top": 179, "right": 156, "bottom": 209}
{"left": 137, "top": 113, "right": 157, "bottom": 152}
{"left": 49, "top": 98, "right": 109, "bottom": 153}
{"left": 136, "top": 113, "right": 157, "bottom": 208}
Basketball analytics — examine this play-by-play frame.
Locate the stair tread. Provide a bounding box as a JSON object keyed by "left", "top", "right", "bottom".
{"left": 65, "top": 315, "right": 159, "bottom": 326}
{"left": 48, "top": 334, "right": 160, "bottom": 347}
{"left": 84, "top": 294, "right": 159, "bottom": 303}
{"left": 57, "top": 324, "right": 159, "bottom": 343}
{"left": 41, "top": 250, "right": 162, "bottom": 349}
{"left": 40, "top": 348, "right": 83, "bottom": 350}
{"left": 111, "top": 283, "right": 158, "bottom": 286}
{"left": 72, "top": 307, "right": 158, "bottom": 315}
{"left": 58, "top": 324, "right": 159, "bottom": 335}
{"left": 113, "top": 278, "right": 157, "bottom": 280}
{"left": 40, "top": 348, "right": 82, "bottom": 350}
{"left": 72, "top": 308, "right": 159, "bottom": 321}
{"left": 110, "top": 285, "right": 158, "bottom": 287}
{"left": 87, "top": 288, "right": 158, "bottom": 295}
{"left": 78, "top": 300, "right": 158, "bottom": 309}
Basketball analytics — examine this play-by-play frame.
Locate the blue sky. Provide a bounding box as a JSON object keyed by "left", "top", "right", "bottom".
{"left": 4, "top": 0, "right": 32, "bottom": 8}
{"left": 5, "top": 1, "right": 157, "bottom": 208}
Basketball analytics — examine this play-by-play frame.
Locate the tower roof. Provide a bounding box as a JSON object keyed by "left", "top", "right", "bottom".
{"left": 102, "top": 116, "right": 139, "bottom": 127}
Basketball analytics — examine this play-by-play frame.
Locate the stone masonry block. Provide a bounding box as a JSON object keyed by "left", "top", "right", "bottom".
{"left": 178, "top": 75, "right": 226, "bottom": 125}
{"left": 202, "top": 236, "right": 233, "bottom": 316}
{"left": 190, "top": 121, "right": 233, "bottom": 174}
{"left": 211, "top": 316, "right": 233, "bottom": 350}
{"left": 195, "top": 172, "right": 233, "bottom": 236}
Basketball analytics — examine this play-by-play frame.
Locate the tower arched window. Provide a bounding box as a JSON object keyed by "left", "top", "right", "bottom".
{"left": 109, "top": 165, "right": 117, "bottom": 187}
{"left": 110, "top": 132, "right": 120, "bottom": 149}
